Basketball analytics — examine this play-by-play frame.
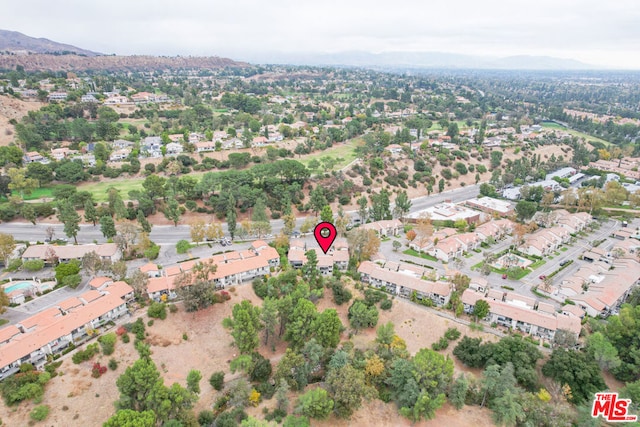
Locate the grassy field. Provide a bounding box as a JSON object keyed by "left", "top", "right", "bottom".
{"left": 12, "top": 187, "right": 54, "bottom": 201}
{"left": 541, "top": 122, "right": 611, "bottom": 147}
{"left": 8, "top": 137, "right": 363, "bottom": 204}
{"left": 298, "top": 138, "right": 363, "bottom": 170}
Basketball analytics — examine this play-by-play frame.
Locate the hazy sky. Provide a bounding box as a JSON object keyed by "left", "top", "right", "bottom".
{"left": 3, "top": 0, "right": 640, "bottom": 68}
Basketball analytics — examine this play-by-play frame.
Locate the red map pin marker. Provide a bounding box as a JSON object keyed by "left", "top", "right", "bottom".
{"left": 314, "top": 222, "right": 337, "bottom": 254}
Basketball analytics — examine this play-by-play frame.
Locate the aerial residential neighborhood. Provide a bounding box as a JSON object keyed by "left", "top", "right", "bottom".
{"left": 0, "top": 16, "right": 640, "bottom": 426}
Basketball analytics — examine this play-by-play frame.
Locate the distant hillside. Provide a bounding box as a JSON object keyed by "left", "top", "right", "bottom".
{"left": 244, "top": 50, "right": 597, "bottom": 70}
{"left": 0, "top": 29, "right": 102, "bottom": 56}
{"left": 0, "top": 54, "right": 248, "bottom": 72}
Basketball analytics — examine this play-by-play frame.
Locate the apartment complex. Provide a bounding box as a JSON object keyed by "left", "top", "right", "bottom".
{"left": 147, "top": 240, "right": 279, "bottom": 301}
{"left": 0, "top": 279, "right": 133, "bottom": 379}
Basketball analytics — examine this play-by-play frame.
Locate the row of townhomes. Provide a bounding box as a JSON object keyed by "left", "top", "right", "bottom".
{"left": 0, "top": 278, "right": 133, "bottom": 379}
{"left": 360, "top": 219, "right": 404, "bottom": 237}
{"left": 357, "top": 260, "right": 451, "bottom": 307}
{"left": 461, "top": 286, "right": 582, "bottom": 341}
{"left": 519, "top": 210, "right": 592, "bottom": 257}
{"left": 146, "top": 240, "right": 279, "bottom": 301}
{"left": 410, "top": 218, "right": 514, "bottom": 263}
{"left": 21, "top": 243, "right": 121, "bottom": 264}
{"left": 287, "top": 238, "right": 349, "bottom": 275}
{"left": 543, "top": 229, "right": 640, "bottom": 317}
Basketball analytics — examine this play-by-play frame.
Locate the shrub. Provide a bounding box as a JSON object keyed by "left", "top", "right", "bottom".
{"left": 431, "top": 336, "right": 449, "bottom": 351}
{"left": 62, "top": 274, "right": 82, "bottom": 289}
{"left": 176, "top": 239, "right": 191, "bottom": 254}
{"left": 91, "top": 363, "right": 108, "bottom": 378}
{"left": 5, "top": 258, "right": 23, "bottom": 272}
{"left": 198, "top": 410, "right": 215, "bottom": 426}
{"left": 209, "top": 371, "right": 225, "bottom": 390}
{"left": 147, "top": 319, "right": 154, "bottom": 327}
{"left": 108, "top": 358, "right": 118, "bottom": 370}
{"left": 98, "top": 333, "right": 117, "bottom": 356}
{"left": 144, "top": 244, "right": 160, "bottom": 260}
{"left": 380, "top": 299, "right": 393, "bottom": 310}
{"left": 121, "top": 333, "right": 130, "bottom": 343}
{"left": 22, "top": 259, "right": 45, "bottom": 271}
{"left": 131, "top": 318, "right": 146, "bottom": 341}
{"left": 364, "top": 288, "right": 387, "bottom": 306}
{"left": 182, "top": 333, "right": 188, "bottom": 340}
{"left": 444, "top": 327, "right": 461, "bottom": 341}
{"left": 147, "top": 302, "right": 167, "bottom": 319}
{"left": 30, "top": 405, "right": 50, "bottom": 421}
{"left": 331, "top": 281, "right": 352, "bottom": 305}
{"left": 72, "top": 343, "right": 100, "bottom": 364}
{"left": 168, "top": 304, "right": 178, "bottom": 313}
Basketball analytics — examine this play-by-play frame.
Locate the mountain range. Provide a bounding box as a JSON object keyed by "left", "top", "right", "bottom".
{"left": 0, "top": 29, "right": 102, "bottom": 56}
{"left": 0, "top": 29, "right": 596, "bottom": 71}
{"left": 241, "top": 50, "right": 596, "bottom": 70}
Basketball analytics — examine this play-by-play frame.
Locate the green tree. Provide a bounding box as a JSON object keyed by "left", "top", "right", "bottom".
{"left": 0, "top": 233, "right": 16, "bottom": 267}
{"left": 275, "top": 348, "right": 307, "bottom": 391}
{"left": 26, "top": 162, "right": 53, "bottom": 186}
{"left": 326, "top": 364, "right": 375, "bottom": 418}
{"left": 261, "top": 297, "right": 279, "bottom": 348}
{"left": 313, "top": 308, "right": 343, "bottom": 349}
{"left": 115, "top": 357, "right": 162, "bottom": 412}
{"left": 230, "top": 300, "right": 263, "bottom": 354}
{"left": 320, "top": 205, "right": 333, "bottom": 224}
{"left": 370, "top": 189, "right": 392, "bottom": 221}
{"left": 20, "top": 203, "right": 38, "bottom": 225}
{"left": 84, "top": 199, "right": 98, "bottom": 226}
{"left": 541, "top": 349, "right": 606, "bottom": 404}
{"left": 490, "top": 151, "right": 503, "bottom": 169}
{"left": 163, "top": 199, "right": 181, "bottom": 226}
{"left": 449, "top": 374, "right": 469, "bottom": 409}
{"left": 515, "top": 200, "right": 538, "bottom": 221}
{"left": 104, "top": 409, "right": 156, "bottom": 427}
{"left": 55, "top": 260, "right": 80, "bottom": 283}
{"left": 186, "top": 369, "right": 202, "bottom": 394}
{"left": 309, "top": 186, "right": 327, "bottom": 216}
{"left": 227, "top": 193, "right": 237, "bottom": 239}
{"left": 7, "top": 167, "right": 38, "bottom": 198}
{"left": 285, "top": 299, "right": 318, "bottom": 349}
{"left": 438, "top": 178, "right": 445, "bottom": 193}
{"left": 100, "top": 215, "right": 117, "bottom": 239}
{"left": 357, "top": 195, "right": 368, "bottom": 223}
{"left": 142, "top": 174, "right": 167, "bottom": 201}
{"left": 473, "top": 300, "right": 490, "bottom": 322}
{"left": 348, "top": 300, "right": 379, "bottom": 331}
{"left": 587, "top": 331, "right": 621, "bottom": 371}
{"left": 393, "top": 191, "right": 412, "bottom": 222}
{"left": 296, "top": 388, "right": 334, "bottom": 420}
{"left": 56, "top": 200, "right": 80, "bottom": 244}
{"left": 137, "top": 210, "right": 152, "bottom": 233}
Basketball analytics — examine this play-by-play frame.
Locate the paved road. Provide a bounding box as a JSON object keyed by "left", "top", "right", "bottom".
{"left": 0, "top": 185, "right": 480, "bottom": 244}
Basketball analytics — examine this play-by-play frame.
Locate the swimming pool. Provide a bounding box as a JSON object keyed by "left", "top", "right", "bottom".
{"left": 3, "top": 281, "right": 36, "bottom": 294}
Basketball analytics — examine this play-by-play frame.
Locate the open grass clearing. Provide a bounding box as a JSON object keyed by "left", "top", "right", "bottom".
{"left": 298, "top": 138, "right": 362, "bottom": 170}
{"left": 541, "top": 122, "right": 611, "bottom": 147}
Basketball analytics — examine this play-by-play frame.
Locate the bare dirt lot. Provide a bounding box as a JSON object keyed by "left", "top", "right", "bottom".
{"left": 0, "top": 96, "right": 43, "bottom": 146}
{"left": 0, "top": 282, "right": 500, "bottom": 426}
